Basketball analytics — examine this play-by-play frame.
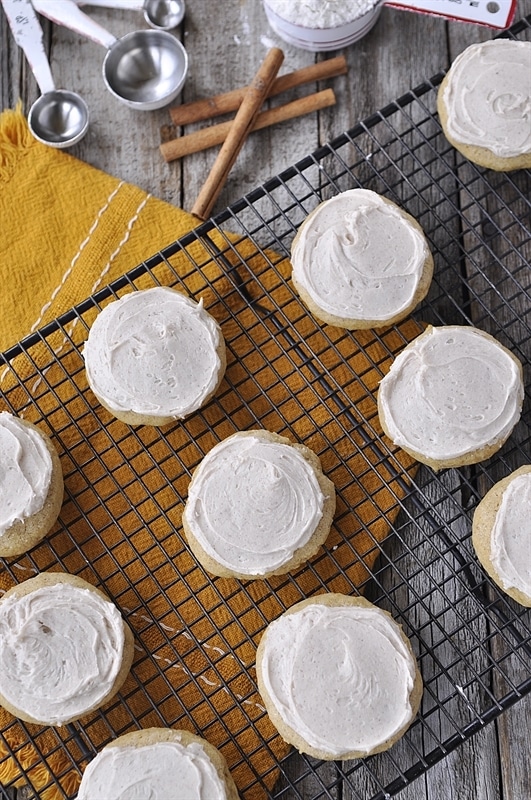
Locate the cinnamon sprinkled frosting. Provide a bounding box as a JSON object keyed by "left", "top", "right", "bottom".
{"left": 83, "top": 287, "right": 224, "bottom": 420}
{"left": 441, "top": 39, "right": 531, "bottom": 159}
{"left": 259, "top": 600, "right": 418, "bottom": 757}
{"left": 78, "top": 739, "right": 229, "bottom": 800}
{"left": 0, "top": 583, "right": 125, "bottom": 725}
{"left": 183, "top": 432, "right": 327, "bottom": 575}
{"left": 490, "top": 471, "right": 531, "bottom": 597}
{"left": 0, "top": 412, "right": 53, "bottom": 535}
{"left": 378, "top": 326, "right": 524, "bottom": 464}
{"left": 291, "top": 189, "right": 430, "bottom": 325}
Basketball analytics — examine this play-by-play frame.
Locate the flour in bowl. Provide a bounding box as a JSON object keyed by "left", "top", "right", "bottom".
{"left": 265, "top": 0, "right": 379, "bottom": 28}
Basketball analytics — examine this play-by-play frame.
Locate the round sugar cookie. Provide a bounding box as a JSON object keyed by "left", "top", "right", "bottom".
{"left": 78, "top": 728, "right": 240, "bottom": 800}
{"left": 377, "top": 325, "right": 524, "bottom": 470}
{"left": 437, "top": 39, "right": 531, "bottom": 171}
{"left": 256, "top": 594, "right": 423, "bottom": 760}
{"left": 182, "top": 430, "right": 336, "bottom": 579}
{"left": 472, "top": 465, "right": 531, "bottom": 607}
{"left": 0, "top": 572, "right": 134, "bottom": 726}
{"left": 0, "top": 411, "right": 63, "bottom": 558}
{"left": 83, "top": 286, "right": 226, "bottom": 426}
{"left": 290, "top": 188, "right": 433, "bottom": 329}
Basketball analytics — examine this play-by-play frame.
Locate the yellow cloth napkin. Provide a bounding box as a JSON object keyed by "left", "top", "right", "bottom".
{"left": 0, "top": 105, "right": 421, "bottom": 799}
{"left": 0, "top": 105, "right": 202, "bottom": 352}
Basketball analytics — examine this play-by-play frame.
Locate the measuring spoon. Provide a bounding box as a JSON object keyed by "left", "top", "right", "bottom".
{"left": 1, "top": 0, "right": 89, "bottom": 147}
{"left": 33, "top": 0, "right": 188, "bottom": 111}
{"left": 75, "top": 0, "right": 185, "bottom": 31}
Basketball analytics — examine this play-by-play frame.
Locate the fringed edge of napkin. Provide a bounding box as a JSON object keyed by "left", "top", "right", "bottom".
{"left": 0, "top": 102, "right": 36, "bottom": 184}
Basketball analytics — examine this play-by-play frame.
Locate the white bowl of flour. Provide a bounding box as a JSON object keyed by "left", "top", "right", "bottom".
{"left": 263, "top": 0, "right": 383, "bottom": 51}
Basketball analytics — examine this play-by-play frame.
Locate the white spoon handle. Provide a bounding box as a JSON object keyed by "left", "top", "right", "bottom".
{"left": 75, "top": 0, "right": 144, "bottom": 9}
{"left": 32, "top": 0, "right": 117, "bottom": 49}
{"left": 1, "top": 0, "right": 56, "bottom": 94}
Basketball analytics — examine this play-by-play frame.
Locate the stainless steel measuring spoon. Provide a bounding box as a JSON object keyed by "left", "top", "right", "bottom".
{"left": 1, "top": 0, "right": 89, "bottom": 147}
{"left": 33, "top": 0, "right": 188, "bottom": 110}
{"left": 74, "top": 0, "right": 185, "bottom": 32}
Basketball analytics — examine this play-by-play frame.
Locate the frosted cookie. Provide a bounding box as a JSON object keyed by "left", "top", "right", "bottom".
{"left": 78, "top": 728, "right": 239, "bottom": 800}
{"left": 83, "top": 286, "right": 226, "bottom": 426}
{"left": 437, "top": 39, "right": 531, "bottom": 171}
{"left": 290, "top": 188, "right": 433, "bottom": 329}
{"left": 377, "top": 325, "right": 524, "bottom": 470}
{"left": 182, "top": 430, "right": 336, "bottom": 579}
{"left": 0, "top": 411, "right": 63, "bottom": 558}
{"left": 472, "top": 465, "right": 531, "bottom": 607}
{"left": 256, "top": 594, "right": 423, "bottom": 760}
{"left": 0, "top": 572, "right": 134, "bottom": 726}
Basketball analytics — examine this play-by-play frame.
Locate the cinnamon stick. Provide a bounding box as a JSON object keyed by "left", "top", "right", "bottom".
{"left": 160, "top": 89, "right": 336, "bottom": 163}
{"left": 191, "top": 47, "right": 285, "bottom": 221}
{"left": 169, "top": 56, "right": 347, "bottom": 126}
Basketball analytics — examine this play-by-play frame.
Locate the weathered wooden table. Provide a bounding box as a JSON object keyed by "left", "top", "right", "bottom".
{"left": 1, "top": 2, "right": 530, "bottom": 798}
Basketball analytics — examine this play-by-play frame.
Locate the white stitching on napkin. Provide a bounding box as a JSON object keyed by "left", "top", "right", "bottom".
{"left": 1, "top": 183, "right": 151, "bottom": 389}
{"left": 148, "top": 650, "right": 266, "bottom": 713}
{"left": 125, "top": 610, "right": 248, "bottom": 665}
{"left": 89, "top": 192, "right": 150, "bottom": 296}
{"left": 13, "top": 188, "right": 152, "bottom": 396}
{"left": 29, "top": 181, "right": 126, "bottom": 335}
{"left": 126, "top": 611, "right": 265, "bottom": 710}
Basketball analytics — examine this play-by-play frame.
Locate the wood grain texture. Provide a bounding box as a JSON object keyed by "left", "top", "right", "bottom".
{"left": 168, "top": 55, "right": 347, "bottom": 125}
{"left": 160, "top": 89, "right": 337, "bottom": 162}
{"left": 1, "top": 1, "right": 530, "bottom": 798}
{"left": 191, "top": 46, "right": 284, "bottom": 219}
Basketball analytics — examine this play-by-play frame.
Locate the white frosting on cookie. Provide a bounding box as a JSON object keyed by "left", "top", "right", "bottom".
{"left": 490, "top": 472, "right": 531, "bottom": 596}
{"left": 0, "top": 412, "right": 53, "bottom": 535}
{"left": 291, "top": 189, "right": 430, "bottom": 323}
{"left": 183, "top": 433, "right": 326, "bottom": 575}
{"left": 378, "top": 326, "right": 523, "bottom": 462}
{"left": 442, "top": 39, "right": 531, "bottom": 158}
{"left": 260, "top": 602, "right": 417, "bottom": 756}
{"left": 0, "top": 584, "right": 125, "bottom": 725}
{"left": 83, "top": 287, "right": 224, "bottom": 419}
{"left": 78, "top": 740, "right": 228, "bottom": 800}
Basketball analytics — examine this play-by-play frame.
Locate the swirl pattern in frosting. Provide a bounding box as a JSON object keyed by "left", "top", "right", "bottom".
{"left": 183, "top": 432, "right": 327, "bottom": 575}
{"left": 442, "top": 39, "right": 531, "bottom": 158}
{"left": 83, "top": 287, "right": 224, "bottom": 419}
{"left": 378, "top": 326, "right": 524, "bottom": 463}
{"left": 291, "top": 188, "right": 430, "bottom": 323}
{"left": 0, "top": 583, "right": 125, "bottom": 725}
{"left": 78, "top": 740, "right": 229, "bottom": 800}
{"left": 0, "top": 412, "right": 53, "bottom": 535}
{"left": 259, "top": 600, "right": 418, "bottom": 757}
{"left": 490, "top": 472, "right": 531, "bottom": 597}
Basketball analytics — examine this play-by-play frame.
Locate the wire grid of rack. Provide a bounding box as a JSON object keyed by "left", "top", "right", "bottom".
{"left": 1, "top": 16, "right": 530, "bottom": 800}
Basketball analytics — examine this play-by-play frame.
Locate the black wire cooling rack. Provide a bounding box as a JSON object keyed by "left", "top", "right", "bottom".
{"left": 1, "top": 16, "right": 530, "bottom": 800}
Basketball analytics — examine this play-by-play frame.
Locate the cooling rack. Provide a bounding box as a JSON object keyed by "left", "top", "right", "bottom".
{"left": 1, "top": 15, "right": 530, "bottom": 800}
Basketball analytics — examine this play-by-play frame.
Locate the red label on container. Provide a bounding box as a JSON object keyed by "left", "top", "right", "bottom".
{"left": 385, "top": 0, "right": 518, "bottom": 29}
